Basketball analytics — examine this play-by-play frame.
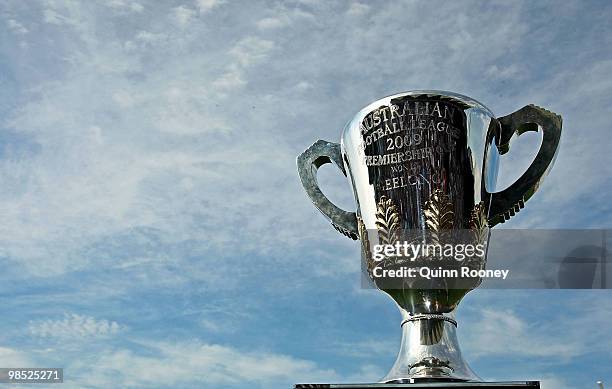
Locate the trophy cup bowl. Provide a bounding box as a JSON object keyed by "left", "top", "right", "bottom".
{"left": 297, "top": 91, "right": 562, "bottom": 383}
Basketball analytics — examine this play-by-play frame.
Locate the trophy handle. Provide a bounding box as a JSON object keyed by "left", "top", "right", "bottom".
{"left": 297, "top": 139, "right": 358, "bottom": 240}
{"left": 487, "top": 104, "right": 562, "bottom": 226}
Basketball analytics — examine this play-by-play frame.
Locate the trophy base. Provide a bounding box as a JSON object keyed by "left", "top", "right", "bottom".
{"left": 294, "top": 382, "right": 539, "bottom": 388}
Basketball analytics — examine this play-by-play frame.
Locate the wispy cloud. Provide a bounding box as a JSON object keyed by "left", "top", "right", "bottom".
{"left": 330, "top": 339, "right": 396, "bottom": 358}
{"left": 172, "top": 5, "right": 197, "bottom": 27}
{"left": 105, "top": 0, "right": 144, "bottom": 14}
{"left": 29, "top": 314, "right": 123, "bottom": 340}
{"left": 346, "top": 2, "right": 370, "bottom": 16}
{"left": 196, "top": 0, "right": 226, "bottom": 13}
{"left": 6, "top": 19, "right": 28, "bottom": 34}
{"left": 0, "top": 347, "right": 32, "bottom": 367}
{"left": 65, "top": 341, "right": 340, "bottom": 387}
{"left": 463, "top": 308, "right": 582, "bottom": 359}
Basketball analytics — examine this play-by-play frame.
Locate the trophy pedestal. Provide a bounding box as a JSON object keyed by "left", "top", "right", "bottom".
{"left": 295, "top": 382, "right": 539, "bottom": 388}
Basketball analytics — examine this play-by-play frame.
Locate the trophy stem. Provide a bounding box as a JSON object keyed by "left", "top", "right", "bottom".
{"left": 380, "top": 309, "right": 480, "bottom": 383}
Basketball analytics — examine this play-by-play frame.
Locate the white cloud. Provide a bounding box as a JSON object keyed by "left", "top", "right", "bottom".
{"left": 485, "top": 64, "right": 522, "bottom": 80}
{"left": 41, "top": 1, "right": 85, "bottom": 27}
{"left": 332, "top": 339, "right": 396, "bottom": 358}
{"left": 295, "top": 80, "right": 312, "bottom": 91}
{"left": 112, "top": 89, "right": 136, "bottom": 107}
{"left": 172, "top": 5, "right": 197, "bottom": 27}
{"left": 43, "top": 9, "right": 64, "bottom": 25}
{"left": 7, "top": 19, "right": 28, "bottom": 34}
{"left": 134, "top": 31, "right": 167, "bottom": 45}
{"left": 256, "top": 17, "right": 288, "bottom": 30}
{"left": 150, "top": 85, "right": 230, "bottom": 134}
{"left": 256, "top": 6, "right": 315, "bottom": 30}
{"left": 463, "top": 308, "right": 582, "bottom": 359}
{"left": 200, "top": 318, "right": 224, "bottom": 332}
{"left": 106, "top": 0, "right": 144, "bottom": 13}
{"left": 0, "top": 347, "right": 32, "bottom": 367}
{"left": 347, "top": 2, "right": 370, "bottom": 16}
{"left": 29, "top": 314, "right": 123, "bottom": 340}
{"left": 540, "top": 376, "right": 573, "bottom": 389}
{"left": 229, "top": 36, "right": 275, "bottom": 67}
{"left": 212, "top": 66, "right": 246, "bottom": 90}
{"left": 67, "top": 341, "right": 340, "bottom": 387}
{"left": 212, "top": 36, "right": 275, "bottom": 93}
{"left": 196, "top": 0, "right": 225, "bottom": 13}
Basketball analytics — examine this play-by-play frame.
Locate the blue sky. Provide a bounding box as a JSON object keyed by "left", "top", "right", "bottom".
{"left": 1, "top": 0, "right": 612, "bottom": 388}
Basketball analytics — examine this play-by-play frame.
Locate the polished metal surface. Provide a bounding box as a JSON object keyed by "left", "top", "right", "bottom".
{"left": 380, "top": 309, "right": 478, "bottom": 382}
{"left": 297, "top": 90, "right": 562, "bottom": 383}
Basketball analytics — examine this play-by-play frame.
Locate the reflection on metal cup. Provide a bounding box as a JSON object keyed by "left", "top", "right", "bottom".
{"left": 297, "top": 90, "right": 562, "bottom": 382}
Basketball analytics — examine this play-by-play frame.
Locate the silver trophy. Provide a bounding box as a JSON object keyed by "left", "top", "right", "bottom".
{"left": 297, "top": 91, "right": 562, "bottom": 383}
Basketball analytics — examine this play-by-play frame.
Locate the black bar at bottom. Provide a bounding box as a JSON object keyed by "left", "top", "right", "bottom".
{"left": 295, "top": 382, "right": 540, "bottom": 389}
